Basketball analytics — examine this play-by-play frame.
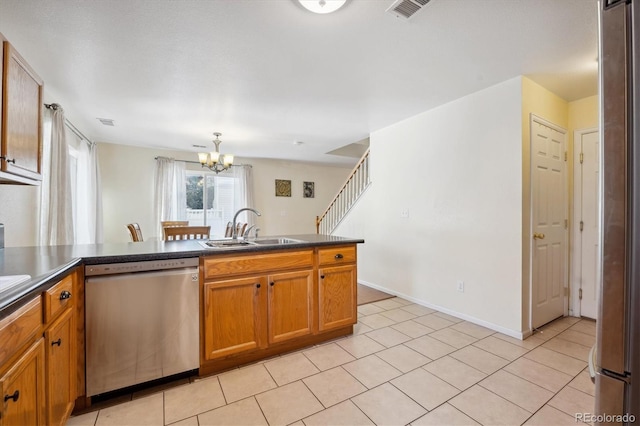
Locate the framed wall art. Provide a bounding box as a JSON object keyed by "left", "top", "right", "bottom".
{"left": 275, "top": 179, "right": 291, "bottom": 197}
{"left": 303, "top": 181, "right": 315, "bottom": 198}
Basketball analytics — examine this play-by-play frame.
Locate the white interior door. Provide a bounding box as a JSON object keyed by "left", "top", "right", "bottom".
{"left": 531, "top": 115, "right": 567, "bottom": 329}
{"left": 573, "top": 129, "right": 600, "bottom": 319}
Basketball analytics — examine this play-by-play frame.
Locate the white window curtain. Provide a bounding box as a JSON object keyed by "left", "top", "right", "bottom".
{"left": 230, "top": 165, "right": 256, "bottom": 227}
{"left": 67, "top": 129, "right": 103, "bottom": 244}
{"left": 154, "top": 157, "right": 186, "bottom": 238}
{"left": 39, "top": 105, "right": 74, "bottom": 245}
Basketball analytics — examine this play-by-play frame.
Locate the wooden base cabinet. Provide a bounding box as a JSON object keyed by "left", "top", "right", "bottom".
{"left": 44, "top": 308, "right": 75, "bottom": 426}
{"left": 0, "top": 339, "right": 46, "bottom": 426}
{"left": 203, "top": 269, "right": 314, "bottom": 360}
{"left": 204, "top": 276, "right": 267, "bottom": 360}
{"left": 201, "top": 245, "right": 357, "bottom": 373}
{"left": 318, "top": 264, "right": 357, "bottom": 331}
{"left": 267, "top": 270, "right": 313, "bottom": 344}
{"left": 317, "top": 245, "right": 358, "bottom": 332}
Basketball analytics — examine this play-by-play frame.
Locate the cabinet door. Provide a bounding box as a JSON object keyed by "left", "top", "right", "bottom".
{"left": 0, "top": 339, "right": 45, "bottom": 426}
{"left": 204, "top": 276, "right": 267, "bottom": 360}
{"left": 44, "top": 308, "right": 75, "bottom": 426}
{"left": 318, "top": 265, "right": 357, "bottom": 331}
{"left": 268, "top": 270, "right": 313, "bottom": 344}
{"left": 1, "top": 41, "right": 43, "bottom": 181}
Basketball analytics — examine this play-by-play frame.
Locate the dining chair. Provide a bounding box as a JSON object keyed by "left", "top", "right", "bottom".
{"left": 163, "top": 226, "right": 211, "bottom": 241}
{"left": 224, "top": 222, "right": 233, "bottom": 237}
{"left": 161, "top": 220, "right": 189, "bottom": 228}
{"left": 161, "top": 221, "right": 189, "bottom": 239}
{"left": 126, "top": 223, "right": 144, "bottom": 242}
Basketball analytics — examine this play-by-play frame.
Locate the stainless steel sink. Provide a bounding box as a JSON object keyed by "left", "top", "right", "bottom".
{"left": 200, "top": 240, "right": 254, "bottom": 249}
{"left": 199, "top": 237, "right": 304, "bottom": 249}
{"left": 251, "top": 238, "right": 303, "bottom": 245}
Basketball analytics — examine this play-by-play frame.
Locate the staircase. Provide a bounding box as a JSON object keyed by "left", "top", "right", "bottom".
{"left": 316, "top": 149, "right": 370, "bottom": 235}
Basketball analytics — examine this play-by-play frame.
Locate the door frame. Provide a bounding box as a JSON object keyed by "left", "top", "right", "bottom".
{"left": 570, "top": 127, "right": 599, "bottom": 318}
{"left": 528, "top": 114, "right": 569, "bottom": 330}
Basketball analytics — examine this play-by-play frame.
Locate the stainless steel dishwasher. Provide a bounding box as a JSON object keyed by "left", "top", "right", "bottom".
{"left": 85, "top": 258, "right": 199, "bottom": 397}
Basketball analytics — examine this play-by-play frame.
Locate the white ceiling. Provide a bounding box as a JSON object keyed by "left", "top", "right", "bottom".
{"left": 0, "top": 0, "right": 598, "bottom": 166}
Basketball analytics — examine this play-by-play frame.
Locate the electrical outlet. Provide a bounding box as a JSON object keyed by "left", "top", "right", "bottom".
{"left": 457, "top": 280, "right": 464, "bottom": 292}
{"left": 400, "top": 209, "right": 409, "bottom": 218}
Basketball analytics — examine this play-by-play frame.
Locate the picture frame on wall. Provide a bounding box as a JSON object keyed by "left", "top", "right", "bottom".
{"left": 303, "top": 181, "right": 315, "bottom": 198}
{"left": 275, "top": 179, "right": 292, "bottom": 197}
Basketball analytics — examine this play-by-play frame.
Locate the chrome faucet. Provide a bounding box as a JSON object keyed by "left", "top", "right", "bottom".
{"left": 232, "top": 208, "right": 261, "bottom": 240}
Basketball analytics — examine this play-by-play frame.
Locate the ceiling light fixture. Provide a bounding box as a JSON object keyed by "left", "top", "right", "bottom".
{"left": 298, "top": 0, "right": 347, "bottom": 14}
{"left": 198, "top": 132, "right": 234, "bottom": 174}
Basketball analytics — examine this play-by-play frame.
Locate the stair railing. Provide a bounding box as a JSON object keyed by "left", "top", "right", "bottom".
{"left": 316, "top": 149, "right": 370, "bottom": 234}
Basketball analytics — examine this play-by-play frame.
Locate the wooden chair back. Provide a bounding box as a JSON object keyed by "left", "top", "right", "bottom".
{"left": 161, "top": 221, "right": 189, "bottom": 239}
{"left": 161, "top": 220, "right": 189, "bottom": 228}
{"left": 224, "top": 222, "right": 247, "bottom": 238}
{"left": 163, "top": 225, "right": 211, "bottom": 241}
{"left": 127, "top": 223, "right": 143, "bottom": 242}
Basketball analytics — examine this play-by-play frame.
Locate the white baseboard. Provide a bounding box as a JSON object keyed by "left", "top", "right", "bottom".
{"left": 358, "top": 279, "right": 526, "bottom": 340}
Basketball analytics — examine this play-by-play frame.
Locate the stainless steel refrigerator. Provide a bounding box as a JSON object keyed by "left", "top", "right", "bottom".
{"left": 595, "top": 0, "right": 640, "bottom": 421}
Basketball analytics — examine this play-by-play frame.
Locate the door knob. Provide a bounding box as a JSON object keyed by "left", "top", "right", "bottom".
{"left": 533, "top": 232, "right": 546, "bottom": 240}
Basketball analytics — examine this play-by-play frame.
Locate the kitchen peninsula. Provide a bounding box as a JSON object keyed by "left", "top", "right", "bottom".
{"left": 0, "top": 234, "right": 363, "bottom": 425}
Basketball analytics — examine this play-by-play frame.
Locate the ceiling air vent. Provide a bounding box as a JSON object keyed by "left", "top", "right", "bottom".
{"left": 97, "top": 118, "right": 115, "bottom": 126}
{"left": 386, "top": 0, "right": 430, "bottom": 20}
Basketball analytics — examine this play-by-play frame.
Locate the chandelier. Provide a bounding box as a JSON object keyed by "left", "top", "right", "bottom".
{"left": 198, "top": 132, "right": 234, "bottom": 174}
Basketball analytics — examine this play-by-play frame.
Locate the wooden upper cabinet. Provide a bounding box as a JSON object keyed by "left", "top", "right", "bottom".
{"left": 1, "top": 38, "right": 43, "bottom": 183}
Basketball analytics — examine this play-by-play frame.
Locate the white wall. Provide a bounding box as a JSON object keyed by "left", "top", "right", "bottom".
{"left": 0, "top": 185, "right": 40, "bottom": 247}
{"left": 336, "top": 77, "right": 525, "bottom": 335}
{"left": 98, "top": 143, "right": 351, "bottom": 242}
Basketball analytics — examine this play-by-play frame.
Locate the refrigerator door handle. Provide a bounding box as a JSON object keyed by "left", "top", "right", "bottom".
{"left": 589, "top": 345, "right": 597, "bottom": 384}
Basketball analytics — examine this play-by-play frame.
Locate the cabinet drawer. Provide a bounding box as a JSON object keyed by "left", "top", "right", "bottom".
{"left": 43, "top": 275, "right": 73, "bottom": 323}
{"left": 204, "top": 250, "right": 313, "bottom": 279}
{"left": 317, "top": 245, "right": 356, "bottom": 266}
{"left": 0, "top": 297, "right": 42, "bottom": 366}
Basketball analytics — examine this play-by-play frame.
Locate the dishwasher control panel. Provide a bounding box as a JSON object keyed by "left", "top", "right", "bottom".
{"left": 85, "top": 257, "right": 199, "bottom": 276}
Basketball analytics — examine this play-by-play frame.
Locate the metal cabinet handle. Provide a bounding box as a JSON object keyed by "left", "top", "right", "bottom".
{"left": 52, "top": 338, "right": 62, "bottom": 347}
{"left": 533, "top": 232, "right": 546, "bottom": 240}
{"left": 320, "top": 275, "right": 325, "bottom": 279}
{"left": 256, "top": 283, "right": 261, "bottom": 288}
{"left": 270, "top": 282, "right": 275, "bottom": 286}
{"left": 59, "top": 290, "right": 72, "bottom": 300}
{"left": 334, "top": 253, "right": 344, "bottom": 259}
{"left": 0, "top": 156, "right": 16, "bottom": 164}
{"left": 4, "top": 390, "right": 19, "bottom": 402}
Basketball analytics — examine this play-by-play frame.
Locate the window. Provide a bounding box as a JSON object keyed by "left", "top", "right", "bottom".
{"left": 186, "top": 171, "right": 238, "bottom": 238}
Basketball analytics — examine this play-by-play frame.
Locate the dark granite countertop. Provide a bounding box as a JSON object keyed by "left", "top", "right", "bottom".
{"left": 0, "top": 234, "right": 363, "bottom": 319}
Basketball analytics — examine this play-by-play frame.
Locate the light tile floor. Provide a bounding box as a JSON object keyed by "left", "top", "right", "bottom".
{"left": 68, "top": 298, "right": 596, "bottom": 426}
